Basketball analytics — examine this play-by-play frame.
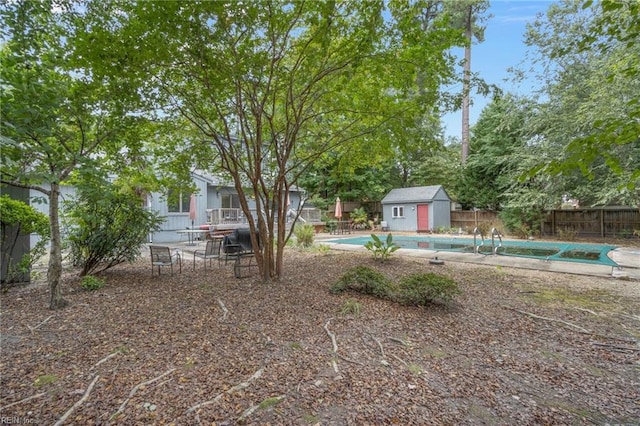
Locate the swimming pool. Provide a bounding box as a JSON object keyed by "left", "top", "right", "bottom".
{"left": 328, "top": 235, "right": 619, "bottom": 267}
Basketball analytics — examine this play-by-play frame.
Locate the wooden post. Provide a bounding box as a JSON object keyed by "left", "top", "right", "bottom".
{"left": 600, "top": 208, "right": 605, "bottom": 238}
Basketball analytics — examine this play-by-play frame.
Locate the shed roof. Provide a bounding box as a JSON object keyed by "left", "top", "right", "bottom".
{"left": 381, "top": 185, "right": 449, "bottom": 204}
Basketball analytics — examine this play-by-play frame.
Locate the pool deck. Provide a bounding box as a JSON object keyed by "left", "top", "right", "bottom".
{"left": 318, "top": 234, "right": 640, "bottom": 280}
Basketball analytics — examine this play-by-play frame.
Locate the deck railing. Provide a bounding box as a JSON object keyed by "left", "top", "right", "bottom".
{"left": 206, "top": 208, "right": 322, "bottom": 225}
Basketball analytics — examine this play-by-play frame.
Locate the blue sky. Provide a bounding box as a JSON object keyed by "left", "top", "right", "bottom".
{"left": 441, "top": 0, "right": 554, "bottom": 139}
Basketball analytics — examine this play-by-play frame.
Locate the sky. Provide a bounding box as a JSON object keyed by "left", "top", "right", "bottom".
{"left": 441, "top": 0, "right": 554, "bottom": 140}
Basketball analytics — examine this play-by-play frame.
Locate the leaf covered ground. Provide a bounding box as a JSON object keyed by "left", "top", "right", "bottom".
{"left": 1, "top": 248, "right": 639, "bottom": 425}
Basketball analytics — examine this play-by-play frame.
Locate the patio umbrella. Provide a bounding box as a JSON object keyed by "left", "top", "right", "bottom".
{"left": 189, "top": 193, "right": 197, "bottom": 229}
{"left": 334, "top": 197, "right": 342, "bottom": 221}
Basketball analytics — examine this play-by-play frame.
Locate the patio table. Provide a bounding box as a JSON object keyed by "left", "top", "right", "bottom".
{"left": 176, "top": 229, "right": 210, "bottom": 246}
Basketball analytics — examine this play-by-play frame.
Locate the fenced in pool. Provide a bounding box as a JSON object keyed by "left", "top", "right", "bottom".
{"left": 328, "top": 235, "right": 619, "bottom": 267}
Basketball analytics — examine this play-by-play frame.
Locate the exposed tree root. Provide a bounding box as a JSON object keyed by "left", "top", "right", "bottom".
{"left": 91, "top": 352, "right": 119, "bottom": 370}
{"left": 28, "top": 315, "right": 54, "bottom": 334}
{"left": 324, "top": 319, "right": 339, "bottom": 373}
{"left": 237, "top": 395, "right": 286, "bottom": 423}
{"left": 388, "top": 337, "right": 408, "bottom": 346}
{"left": 186, "top": 367, "right": 264, "bottom": 415}
{"left": 367, "top": 332, "right": 385, "bottom": 359}
{"left": 217, "top": 298, "right": 229, "bottom": 321}
{"left": 110, "top": 368, "right": 176, "bottom": 420}
{"left": 54, "top": 375, "right": 100, "bottom": 426}
{"left": 0, "top": 392, "right": 47, "bottom": 411}
{"left": 390, "top": 353, "right": 408, "bottom": 366}
{"left": 504, "top": 306, "right": 590, "bottom": 333}
{"left": 592, "top": 342, "right": 640, "bottom": 352}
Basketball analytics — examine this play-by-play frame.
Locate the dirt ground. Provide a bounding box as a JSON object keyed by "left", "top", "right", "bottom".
{"left": 1, "top": 247, "right": 639, "bottom": 425}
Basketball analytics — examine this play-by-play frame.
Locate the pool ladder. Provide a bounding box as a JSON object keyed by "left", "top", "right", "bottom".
{"left": 491, "top": 228, "right": 503, "bottom": 254}
{"left": 473, "top": 227, "right": 484, "bottom": 254}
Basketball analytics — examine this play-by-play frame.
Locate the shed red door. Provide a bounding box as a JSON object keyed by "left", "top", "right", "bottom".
{"left": 417, "top": 204, "right": 429, "bottom": 232}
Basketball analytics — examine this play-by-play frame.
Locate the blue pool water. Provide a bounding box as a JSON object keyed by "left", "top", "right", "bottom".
{"left": 328, "top": 235, "right": 619, "bottom": 267}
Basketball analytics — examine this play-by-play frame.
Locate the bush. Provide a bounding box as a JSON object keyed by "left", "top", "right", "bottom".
{"left": 64, "top": 181, "right": 163, "bottom": 276}
{"left": 294, "top": 224, "right": 315, "bottom": 248}
{"left": 80, "top": 275, "right": 105, "bottom": 291}
{"left": 0, "top": 195, "right": 50, "bottom": 288}
{"left": 331, "top": 266, "right": 393, "bottom": 298}
{"left": 499, "top": 207, "right": 542, "bottom": 239}
{"left": 396, "top": 273, "right": 461, "bottom": 306}
{"left": 557, "top": 227, "right": 578, "bottom": 241}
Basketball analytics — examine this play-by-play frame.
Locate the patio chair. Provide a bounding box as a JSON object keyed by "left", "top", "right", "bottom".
{"left": 221, "top": 228, "right": 260, "bottom": 264}
{"left": 149, "top": 245, "right": 182, "bottom": 276}
{"left": 193, "top": 238, "right": 222, "bottom": 270}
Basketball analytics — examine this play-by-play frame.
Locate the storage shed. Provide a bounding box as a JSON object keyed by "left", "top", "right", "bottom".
{"left": 381, "top": 185, "right": 451, "bottom": 232}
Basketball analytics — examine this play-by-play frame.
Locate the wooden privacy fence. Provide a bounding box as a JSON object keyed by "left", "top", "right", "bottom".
{"left": 451, "top": 208, "right": 640, "bottom": 237}
{"left": 450, "top": 210, "right": 499, "bottom": 231}
{"left": 543, "top": 208, "right": 640, "bottom": 238}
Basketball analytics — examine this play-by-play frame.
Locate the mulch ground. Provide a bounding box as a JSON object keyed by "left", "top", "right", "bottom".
{"left": 1, "top": 248, "right": 639, "bottom": 425}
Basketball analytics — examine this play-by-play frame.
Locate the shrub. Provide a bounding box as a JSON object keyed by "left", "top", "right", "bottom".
{"left": 331, "top": 266, "right": 393, "bottom": 298}
{"left": 294, "top": 224, "right": 315, "bottom": 248}
{"left": 396, "top": 273, "right": 461, "bottom": 306}
{"left": 0, "top": 195, "right": 50, "bottom": 288}
{"left": 364, "top": 233, "right": 400, "bottom": 262}
{"left": 557, "top": 227, "right": 578, "bottom": 241}
{"left": 64, "top": 181, "right": 163, "bottom": 276}
{"left": 81, "top": 275, "right": 105, "bottom": 291}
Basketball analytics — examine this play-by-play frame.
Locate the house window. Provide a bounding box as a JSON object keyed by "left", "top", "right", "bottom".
{"left": 392, "top": 206, "right": 404, "bottom": 218}
{"left": 221, "top": 194, "right": 240, "bottom": 209}
{"left": 167, "top": 189, "right": 190, "bottom": 213}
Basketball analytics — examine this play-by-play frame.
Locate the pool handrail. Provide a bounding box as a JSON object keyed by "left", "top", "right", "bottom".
{"left": 473, "top": 227, "right": 485, "bottom": 254}
{"left": 491, "top": 228, "right": 503, "bottom": 254}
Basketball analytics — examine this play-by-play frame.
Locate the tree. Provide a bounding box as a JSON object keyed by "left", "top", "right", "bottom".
{"left": 522, "top": 0, "right": 640, "bottom": 208}
{"left": 444, "top": 0, "right": 490, "bottom": 164}
{"left": 0, "top": 1, "right": 139, "bottom": 308}
{"left": 77, "top": 0, "right": 463, "bottom": 281}
{"left": 456, "top": 94, "right": 527, "bottom": 210}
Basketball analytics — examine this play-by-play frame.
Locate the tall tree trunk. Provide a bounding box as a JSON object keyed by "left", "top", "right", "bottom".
{"left": 461, "top": 5, "right": 472, "bottom": 164}
{"left": 48, "top": 183, "right": 67, "bottom": 309}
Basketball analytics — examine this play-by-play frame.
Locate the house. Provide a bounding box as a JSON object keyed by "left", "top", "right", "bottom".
{"left": 24, "top": 171, "right": 318, "bottom": 245}
{"left": 147, "top": 171, "right": 318, "bottom": 243}
{"left": 381, "top": 185, "right": 451, "bottom": 232}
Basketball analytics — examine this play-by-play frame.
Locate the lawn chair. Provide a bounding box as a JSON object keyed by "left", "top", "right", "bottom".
{"left": 193, "top": 238, "right": 222, "bottom": 270}
{"left": 149, "top": 245, "right": 182, "bottom": 276}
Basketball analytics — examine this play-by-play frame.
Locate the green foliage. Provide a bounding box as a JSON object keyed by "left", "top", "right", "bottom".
{"left": 331, "top": 266, "right": 393, "bottom": 299}
{"left": 350, "top": 207, "right": 369, "bottom": 229}
{"left": 64, "top": 180, "right": 163, "bottom": 276}
{"left": 313, "top": 244, "right": 331, "bottom": 255}
{"left": 34, "top": 374, "right": 57, "bottom": 388}
{"left": 293, "top": 224, "right": 315, "bottom": 248}
{"left": 396, "top": 273, "right": 461, "bottom": 306}
{"left": 456, "top": 95, "right": 531, "bottom": 210}
{"left": 499, "top": 207, "right": 544, "bottom": 239}
{"left": 0, "top": 195, "right": 50, "bottom": 287}
{"left": 80, "top": 275, "right": 105, "bottom": 291}
{"left": 325, "top": 220, "right": 338, "bottom": 234}
{"left": 557, "top": 227, "right": 578, "bottom": 241}
{"left": 340, "top": 298, "right": 362, "bottom": 316}
{"left": 364, "top": 233, "right": 400, "bottom": 262}
{"left": 522, "top": 1, "right": 640, "bottom": 208}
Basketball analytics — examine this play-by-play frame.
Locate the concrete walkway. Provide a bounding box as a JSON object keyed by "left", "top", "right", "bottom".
{"left": 317, "top": 234, "right": 640, "bottom": 281}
